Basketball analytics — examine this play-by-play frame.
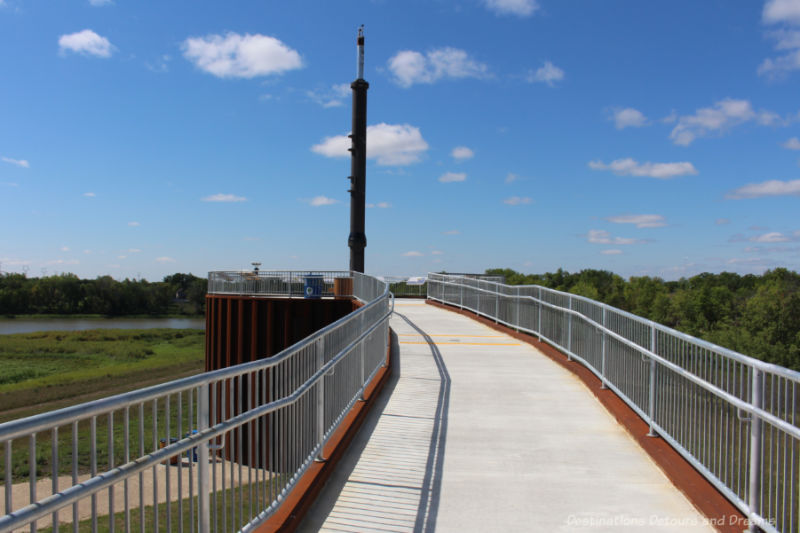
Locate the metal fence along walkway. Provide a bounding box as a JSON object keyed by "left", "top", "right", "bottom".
{"left": 3, "top": 269, "right": 800, "bottom": 532}
{"left": 299, "top": 302, "right": 714, "bottom": 532}
{"left": 0, "top": 272, "right": 392, "bottom": 533}
{"left": 427, "top": 273, "right": 800, "bottom": 533}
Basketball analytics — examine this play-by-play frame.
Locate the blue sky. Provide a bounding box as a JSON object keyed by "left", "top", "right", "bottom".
{"left": 2, "top": 0, "right": 800, "bottom": 281}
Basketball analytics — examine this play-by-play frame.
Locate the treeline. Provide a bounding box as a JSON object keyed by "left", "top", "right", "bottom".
{"left": 0, "top": 272, "right": 207, "bottom": 316}
{"left": 485, "top": 268, "right": 800, "bottom": 370}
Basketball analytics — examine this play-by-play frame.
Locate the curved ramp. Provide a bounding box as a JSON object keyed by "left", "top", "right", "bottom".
{"left": 299, "top": 302, "right": 714, "bottom": 532}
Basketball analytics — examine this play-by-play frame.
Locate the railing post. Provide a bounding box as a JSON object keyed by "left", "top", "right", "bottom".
{"left": 647, "top": 324, "right": 657, "bottom": 437}
{"left": 600, "top": 307, "right": 608, "bottom": 389}
{"left": 537, "top": 287, "right": 542, "bottom": 341}
{"left": 359, "top": 313, "right": 366, "bottom": 401}
{"left": 316, "top": 337, "right": 326, "bottom": 461}
{"left": 495, "top": 286, "right": 499, "bottom": 323}
{"left": 477, "top": 286, "right": 481, "bottom": 316}
{"left": 460, "top": 283, "right": 463, "bottom": 309}
{"left": 515, "top": 287, "right": 520, "bottom": 332}
{"left": 197, "top": 384, "right": 210, "bottom": 533}
{"left": 567, "top": 296, "right": 572, "bottom": 361}
{"left": 749, "top": 368, "right": 763, "bottom": 532}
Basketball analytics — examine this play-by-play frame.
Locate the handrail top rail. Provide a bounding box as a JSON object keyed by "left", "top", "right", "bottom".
{"left": 0, "top": 271, "right": 390, "bottom": 442}
{"left": 428, "top": 272, "right": 800, "bottom": 382}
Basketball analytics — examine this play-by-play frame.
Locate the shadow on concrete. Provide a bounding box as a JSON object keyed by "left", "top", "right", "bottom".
{"left": 295, "top": 330, "right": 402, "bottom": 532}
{"left": 394, "top": 311, "right": 451, "bottom": 533}
{"left": 297, "top": 313, "right": 451, "bottom": 532}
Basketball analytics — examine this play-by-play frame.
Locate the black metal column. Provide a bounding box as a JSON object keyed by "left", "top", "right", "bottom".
{"left": 348, "top": 28, "right": 368, "bottom": 273}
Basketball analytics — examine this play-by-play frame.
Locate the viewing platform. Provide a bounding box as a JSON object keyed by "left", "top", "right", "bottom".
{"left": 1, "top": 271, "right": 797, "bottom": 533}
{"left": 299, "top": 301, "right": 715, "bottom": 532}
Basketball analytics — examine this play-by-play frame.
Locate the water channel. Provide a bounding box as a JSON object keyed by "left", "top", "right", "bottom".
{"left": 0, "top": 317, "right": 205, "bottom": 335}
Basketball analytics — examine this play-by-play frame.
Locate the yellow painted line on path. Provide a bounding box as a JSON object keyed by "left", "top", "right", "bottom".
{"left": 396, "top": 334, "right": 506, "bottom": 338}
{"left": 399, "top": 341, "right": 521, "bottom": 346}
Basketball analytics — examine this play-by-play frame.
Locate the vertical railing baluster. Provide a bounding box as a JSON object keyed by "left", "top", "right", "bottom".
{"left": 359, "top": 314, "right": 366, "bottom": 400}
{"left": 601, "top": 307, "right": 608, "bottom": 390}
{"left": 198, "top": 384, "right": 210, "bottom": 533}
{"left": 51, "top": 428, "right": 58, "bottom": 533}
{"left": 29, "top": 434, "right": 36, "bottom": 533}
{"left": 648, "top": 324, "right": 657, "bottom": 437}
{"left": 567, "top": 295, "right": 573, "bottom": 361}
{"left": 316, "top": 335, "right": 326, "bottom": 461}
{"left": 537, "top": 287, "right": 542, "bottom": 341}
{"left": 4, "top": 439, "right": 11, "bottom": 520}
{"left": 749, "top": 368, "right": 763, "bottom": 532}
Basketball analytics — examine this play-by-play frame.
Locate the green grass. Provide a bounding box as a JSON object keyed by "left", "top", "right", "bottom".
{"left": 36, "top": 478, "right": 289, "bottom": 533}
{"left": 0, "top": 328, "right": 206, "bottom": 484}
{"left": 0, "top": 329, "right": 205, "bottom": 421}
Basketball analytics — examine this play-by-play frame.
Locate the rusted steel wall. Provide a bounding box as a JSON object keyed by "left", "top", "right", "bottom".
{"left": 204, "top": 296, "right": 357, "bottom": 467}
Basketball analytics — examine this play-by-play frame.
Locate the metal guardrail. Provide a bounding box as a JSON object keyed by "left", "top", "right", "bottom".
{"left": 382, "top": 276, "right": 427, "bottom": 298}
{"left": 0, "top": 271, "right": 392, "bottom": 533}
{"left": 208, "top": 270, "right": 351, "bottom": 298}
{"left": 427, "top": 272, "right": 800, "bottom": 533}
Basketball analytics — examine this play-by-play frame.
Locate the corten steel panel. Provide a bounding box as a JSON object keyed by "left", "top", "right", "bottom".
{"left": 204, "top": 296, "right": 357, "bottom": 467}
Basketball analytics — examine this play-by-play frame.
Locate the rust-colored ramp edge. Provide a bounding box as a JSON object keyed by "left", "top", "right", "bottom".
{"left": 254, "top": 330, "right": 394, "bottom": 533}
{"left": 427, "top": 299, "right": 747, "bottom": 533}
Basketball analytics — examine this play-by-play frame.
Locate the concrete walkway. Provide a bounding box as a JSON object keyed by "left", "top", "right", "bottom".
{"left": 298, "top": 302, "right": 715, "bottom": 532}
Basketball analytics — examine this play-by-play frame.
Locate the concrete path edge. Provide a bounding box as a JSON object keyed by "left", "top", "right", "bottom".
{"left": 254, "top": 331, "right": 395, "bottom": 533}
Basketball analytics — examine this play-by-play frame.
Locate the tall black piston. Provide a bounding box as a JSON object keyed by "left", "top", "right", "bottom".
{"left": 348, "top": 27, "right": 369, "bottom": 273}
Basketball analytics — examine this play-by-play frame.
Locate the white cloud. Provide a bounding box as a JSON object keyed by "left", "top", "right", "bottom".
{"left": 505, "top": 173, "right": 519, "bottom": 184}
{"left": 504, "top": 196, "right": 531, "bottom": 205}
{"left": 662, "top": 111, "right": 678, "bottom": 124}
{"left": 128, "top": 248, "right": 141, "bottom": 253}
{"left": 88, "top": 0, "right": 112, "bottom": 5}
{"left": 726, "top": 179, "right": 800, "bottom": 199}
{"left": 2, "top": 156, "right": 29, "bottom": 168}
{"left": 387, "top": 48, "right": 489, "bottom": 88}
{"left": 527, "top": 61, "right": 564, "bottom": 87}
{"left": 611, "top": 108, "right": 647, "bottom": 129}
{"left": 758, "top": 47, "right": 800, "bottom": 78}
{"left": 202, "top": 193, "right": 247, "bottom": 202}
{"left": 783, "top": 137, "right": 800, "bottom": 150}
{"left": 308, "top": 196, "right": 338, "bottom": 207}
{"left": 402, "top": 251, "right": 423, "bottom": 257}
{"left": 751, "top": 232, "right": 792, "bottom": 243}
{"left": 182, "top": 32, "right": 302, "bottom": 79}
{"left": 58, "top": 29, "right": 114, "bottom": 58}
{"left": 312, "top": 123, "right": 429, "bottom": 166}
{"left": 117, "top": 255, "right": 127, "bottom": 260}
{"left": 307, "top": 83, "right": 350, "bottom": 108}
{"left": 146, "top": 54, "right": 171, "bottom": 73}
{"left": 716, "top": 218, "right": 731, "bottom": 225}
{"left": 155, "top": 256, "right": 176, "bottom": 263}
{"left": 484, "top": 0, "right": 539, "bottom": 16}
{"left": 601, "top": 249, "right": 623, "bottom": 255}
{"left": 588, "top": 158, "right": 697, "bottom": 179}
{"left": 586, "top": 229, "right": 642, "bottom": 245}
{"left": 764, "top": 0, "right": 800, "bottom": 25}
{"left": 451, "top": 146, "right": 474, "bottom": 160}
{"left": 47, "top": 259, "right": 79, "bottom": 266}
{"left": 431, "top": 250, "right": 444, "bottom": 255}
{"left": 443, "top": 230, "right": 460, "bottom": 235}
{"left": 439, "top": 172, "right": 466, "bottom": 183}
{"left": 605, "top": 214, "right": 666, "bottom": 228}
{"left": 367, "top": 202, "right": 391, "bottom": 208}
{"left": 83, "top": 192, "right": 96, "bottom": 197}
{"left": 60, "top": 246, "right": 70, "bottom": 252}
{"left": 670, "top": 99, "right": 783, "bottom": 145}
{"left": 128, "top": 221, "right": 140, "bottom": 227}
